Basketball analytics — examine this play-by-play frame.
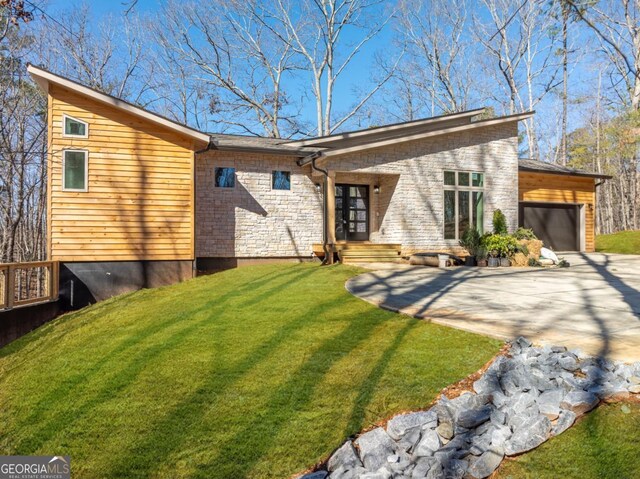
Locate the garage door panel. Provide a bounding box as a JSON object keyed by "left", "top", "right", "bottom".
{"left": 520, "top": 203, "right": 579, "bottom": 251}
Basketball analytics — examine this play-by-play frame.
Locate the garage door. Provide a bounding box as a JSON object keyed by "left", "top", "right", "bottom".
{"left": 519, "top": 203, "right": 579, "bottom": 251}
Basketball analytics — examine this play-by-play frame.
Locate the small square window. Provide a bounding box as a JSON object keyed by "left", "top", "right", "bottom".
{"left": 63, "top": 115, "right": 88, "bottom": 137}
{"left": 444, "top": 171, "right": 456, "bottom": 186}
{"left": 458, "top": 172, "right": 470, "bottom": 186}
{"left": 63, "top": 150, "right": 87, "bottom": 191}
{"left": 272, "top": 170, "right": 291, "bottom": 190}
{"left": 472, "top": 172, "right": 484, "bottom": 187}
{"left": 215, "top": 167, "right": 235, "bottom": 188}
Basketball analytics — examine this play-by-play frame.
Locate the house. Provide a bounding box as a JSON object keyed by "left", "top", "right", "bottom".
{"left": 27, "top": 65, "right": 611, "bottom": 304}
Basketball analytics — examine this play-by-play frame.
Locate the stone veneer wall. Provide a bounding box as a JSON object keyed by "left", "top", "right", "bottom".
{"left": 329, "top": 123, "right": 519, "bottom": 255}
{"left": 195, "top": 123, "right": 519, "bottom": 259}
{"left": 196, "top": 150, "right": 323, "bottom": 258}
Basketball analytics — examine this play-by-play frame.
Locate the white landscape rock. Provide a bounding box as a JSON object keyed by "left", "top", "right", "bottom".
{"left": 294, "top": 338, "right": 640, "bottom": 479}
{"left": 354, "top": 428, "right": 397, "bottom": 472}
{"left": 560, "top": 391, "right": 599, "bottom": 416}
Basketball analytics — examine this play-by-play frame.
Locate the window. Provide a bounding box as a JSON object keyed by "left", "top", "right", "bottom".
{"left": 215, "top": 167, "right": 235, "bottom": 188}
{"left": 443, "top": 170, "right": 484, "bottom": 240}
{"left": 272, "top": 170, "right": 291, "bottom": 190}
{"left": 63, "top": 114, "right": 88, "bottom": 138}
{"left": 63, "top": 150, "right": 88, "bottom": 191}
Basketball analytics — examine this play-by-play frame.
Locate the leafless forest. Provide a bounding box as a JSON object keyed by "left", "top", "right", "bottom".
{"left": 1, "top": 0, "right": 638, "bottom": 262}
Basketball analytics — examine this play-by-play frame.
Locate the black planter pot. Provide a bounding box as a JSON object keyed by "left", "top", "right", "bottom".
{"left": 488, "top": 257, "right": 500, "bottom": 268}
{"left": 465, "top": 256, "right": 477, "bottom": 266}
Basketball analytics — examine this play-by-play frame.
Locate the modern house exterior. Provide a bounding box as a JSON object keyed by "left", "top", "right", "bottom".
{"left": 27, "top": 65, "right": 610, "bottom": 303}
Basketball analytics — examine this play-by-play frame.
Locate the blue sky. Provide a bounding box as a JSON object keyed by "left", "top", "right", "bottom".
{"left": 41, "top": 0, "right": 601, "bottom": 152}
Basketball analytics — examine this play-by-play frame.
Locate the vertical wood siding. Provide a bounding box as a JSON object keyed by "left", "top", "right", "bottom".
{"left": 518, "top": 171, "right": 596, "bottom": 252}
{"left": 48, "top": 85, "right": 196, "bottom": 261}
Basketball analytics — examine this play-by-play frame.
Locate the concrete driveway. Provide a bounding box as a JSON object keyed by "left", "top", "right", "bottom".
{"left": 346, "top": 253, "right": 640, "bottom": 361}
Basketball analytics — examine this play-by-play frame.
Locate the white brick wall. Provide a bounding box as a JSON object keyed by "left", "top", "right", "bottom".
{"left": 195, "top": 123, "right": 519, "bottom": 257}
{"left": 195, "top": 151, "right": 323, "bottom": 257}
{"left": 327, "top": 124, "right": 519, "bottom": 254}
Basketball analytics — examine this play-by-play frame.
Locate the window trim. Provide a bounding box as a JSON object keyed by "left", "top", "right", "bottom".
{"left": 62, "top": 149, "right": 89, "bottom": 192}
{"left": 62, "top": 114, "right": 89, "bottom": 139}
{"left": 271, "top": 170, "right": 292, "bottom": 191}
{"left": 443, "top": 170, "right": 484, "bottom": 240}
{"left": 214, "top": 166, "right": 236, "bottom": 189}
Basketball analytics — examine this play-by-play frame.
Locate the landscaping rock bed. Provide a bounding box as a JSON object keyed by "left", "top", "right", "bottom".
{"left": 298, "top": 337, "right": 640, "bottom": 479}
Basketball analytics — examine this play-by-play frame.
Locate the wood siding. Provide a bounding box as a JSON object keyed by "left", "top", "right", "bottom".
{"left": 518, "top": 171, "right": 596, "bottom": 252}
{"left": 48, "top": 84, "right": 196, "bottom": 261}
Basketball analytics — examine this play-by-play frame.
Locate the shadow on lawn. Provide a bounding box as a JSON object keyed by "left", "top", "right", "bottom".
{"left": 11, "top": 266, "right": 317, "bottom": 454}
{"left": 348, "top": 254, "right": 640, "bottom": 477}
{"left": 105, "top": 274, "right": 409, "bottom": 478}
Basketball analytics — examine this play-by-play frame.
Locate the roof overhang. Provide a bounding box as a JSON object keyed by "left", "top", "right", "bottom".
{"left": 297, "top": 111, "right": 534, "bottom": 166}
{"left": 210, "top": 139, "right": 320, "bottom": 157}
{"left": 27, "top": 64, "right": 211, "bottom": 147}
{"left": 518, "top": 165, "right": 613, "bottom": 180}
{"left": 286, "top": 108, "right": 486, "bottom": 148}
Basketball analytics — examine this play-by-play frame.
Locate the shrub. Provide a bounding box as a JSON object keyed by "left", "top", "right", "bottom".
{"left": 459, "top": 227, "right": 481, "bottom": 256}
{"left": 528, "top": 257, "right": 541, "bottom": 267}
{"left": 515, "top": 242, "right": 530, "bottom": 256}
{"left": 475, "top": 246, "right": 488, "bottom": 261}
{"left": 513, "top": 227, "right": 538, "bottom": 240}
{"left": 492, "top": 209, "right": 508, "bottom": 235}
{"left": 480, "top": 233, "right": 519, "bottom": 258}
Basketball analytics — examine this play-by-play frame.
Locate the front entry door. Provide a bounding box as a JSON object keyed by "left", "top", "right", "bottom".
{"left": 335, "top": 184, "right": 369, "bottom": 241}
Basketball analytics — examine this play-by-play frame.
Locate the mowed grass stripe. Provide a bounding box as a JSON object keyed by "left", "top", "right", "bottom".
{"left": 0, "top": 263, "right": 501, "bottom": 478}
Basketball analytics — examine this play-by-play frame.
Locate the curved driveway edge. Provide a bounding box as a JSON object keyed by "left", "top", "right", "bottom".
{"left": 346, "top": 253, "right": 640, "bottom": 362}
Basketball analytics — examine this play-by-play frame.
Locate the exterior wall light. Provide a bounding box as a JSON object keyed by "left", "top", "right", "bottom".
{"left": 373, "top": 185, "right": 380, "bottom": 194}
{"left": 315, "top": 183, "right": 322, "bottom": 192}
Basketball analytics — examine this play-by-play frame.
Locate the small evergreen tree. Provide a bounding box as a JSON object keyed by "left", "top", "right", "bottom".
{"left": 492, "top": 209, "right": 508, "bottom": 235}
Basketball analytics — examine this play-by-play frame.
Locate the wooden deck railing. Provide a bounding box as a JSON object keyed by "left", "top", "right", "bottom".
{"left": 0, "top": 261, "right": 59, "bottom": 311}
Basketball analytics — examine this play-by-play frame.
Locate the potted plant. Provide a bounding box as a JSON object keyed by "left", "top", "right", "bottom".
{"left": 481, "top": 233, "right": 518, "bottom": 268}
{"left": 459, "top": 227, "right": 480, "bottom": 266}
{"left": 476, "top": 246, "right": 488, "bottom": 267}
{"left": 488, "top": 250, "right": 500, "bottom": 268}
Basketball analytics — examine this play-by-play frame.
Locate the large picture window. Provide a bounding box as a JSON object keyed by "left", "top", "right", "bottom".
{"left": 63, "top": 150, "right": 88, "bottom": 191}
{"left": 444, "top": 170, "right": 484, "bottom": 240}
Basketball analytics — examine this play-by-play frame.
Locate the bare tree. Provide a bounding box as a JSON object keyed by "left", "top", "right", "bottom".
{"left": 397, "top": 0, "right": 476, "bottom": 115}
{"left": 474, "top": 0, "right": 562, "bottom": 159}
{"left": 568, "top": 0, "right": 640, "bottom": 111}
{"left": 155, "top": 0, "right": 300, "bottom": 138}
{"left": 42, "top": 5, "right": 146, "bottom": 100}
{"left": 0, "top": 0, "right": 33, "bottom": 44}
{"left": 261, "top": 0, "right": 400, "bottom": 136}
{"left": 0, "top": 6, "right": 47, "bottom": 263}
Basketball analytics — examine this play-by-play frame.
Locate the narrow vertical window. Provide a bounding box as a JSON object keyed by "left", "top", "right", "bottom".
{"left": 63, "top": 115, "right": 88, "bottom": 138}
{"left": 272, "top": 171, "right": 291, "bottom": 190}
{"left": 215, "top": 167, "right": 235, "bottom": 188}
{"left": 63, "top": 150, "right": 88, "bottom": 191}
{"left": 444, "top": 190, "right": 456, "bottom": 239}
{"left": 443, "top": 170, "right": 485, "bottom": 240}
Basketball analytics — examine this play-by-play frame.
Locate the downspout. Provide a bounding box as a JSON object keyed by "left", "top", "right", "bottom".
{"left": 307, "top": 153, "right": 330, "bottom": 265}
{"left": 192, "top": 139, "right": 215, "bottom": 275}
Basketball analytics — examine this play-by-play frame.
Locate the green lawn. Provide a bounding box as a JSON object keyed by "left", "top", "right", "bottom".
{"left": 596, "top": 230, "right": 640, "bottom": 254}
{"left": 0, "top": 263, "right": 500, "bottom": 479}
{"left": 496, "top": 402, "right": 640, "bottom": 479}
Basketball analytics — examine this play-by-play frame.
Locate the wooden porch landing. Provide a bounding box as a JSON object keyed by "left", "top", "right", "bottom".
{"left": 313, "top": 243, "right": 402, "bottom": 264}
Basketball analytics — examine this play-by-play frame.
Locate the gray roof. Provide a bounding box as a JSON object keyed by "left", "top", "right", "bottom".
{"left": 518, "top": 159, "right": 612, "bottom": 179}
{"left": 210, "top": 134, "right": 321, "bottom": 157}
